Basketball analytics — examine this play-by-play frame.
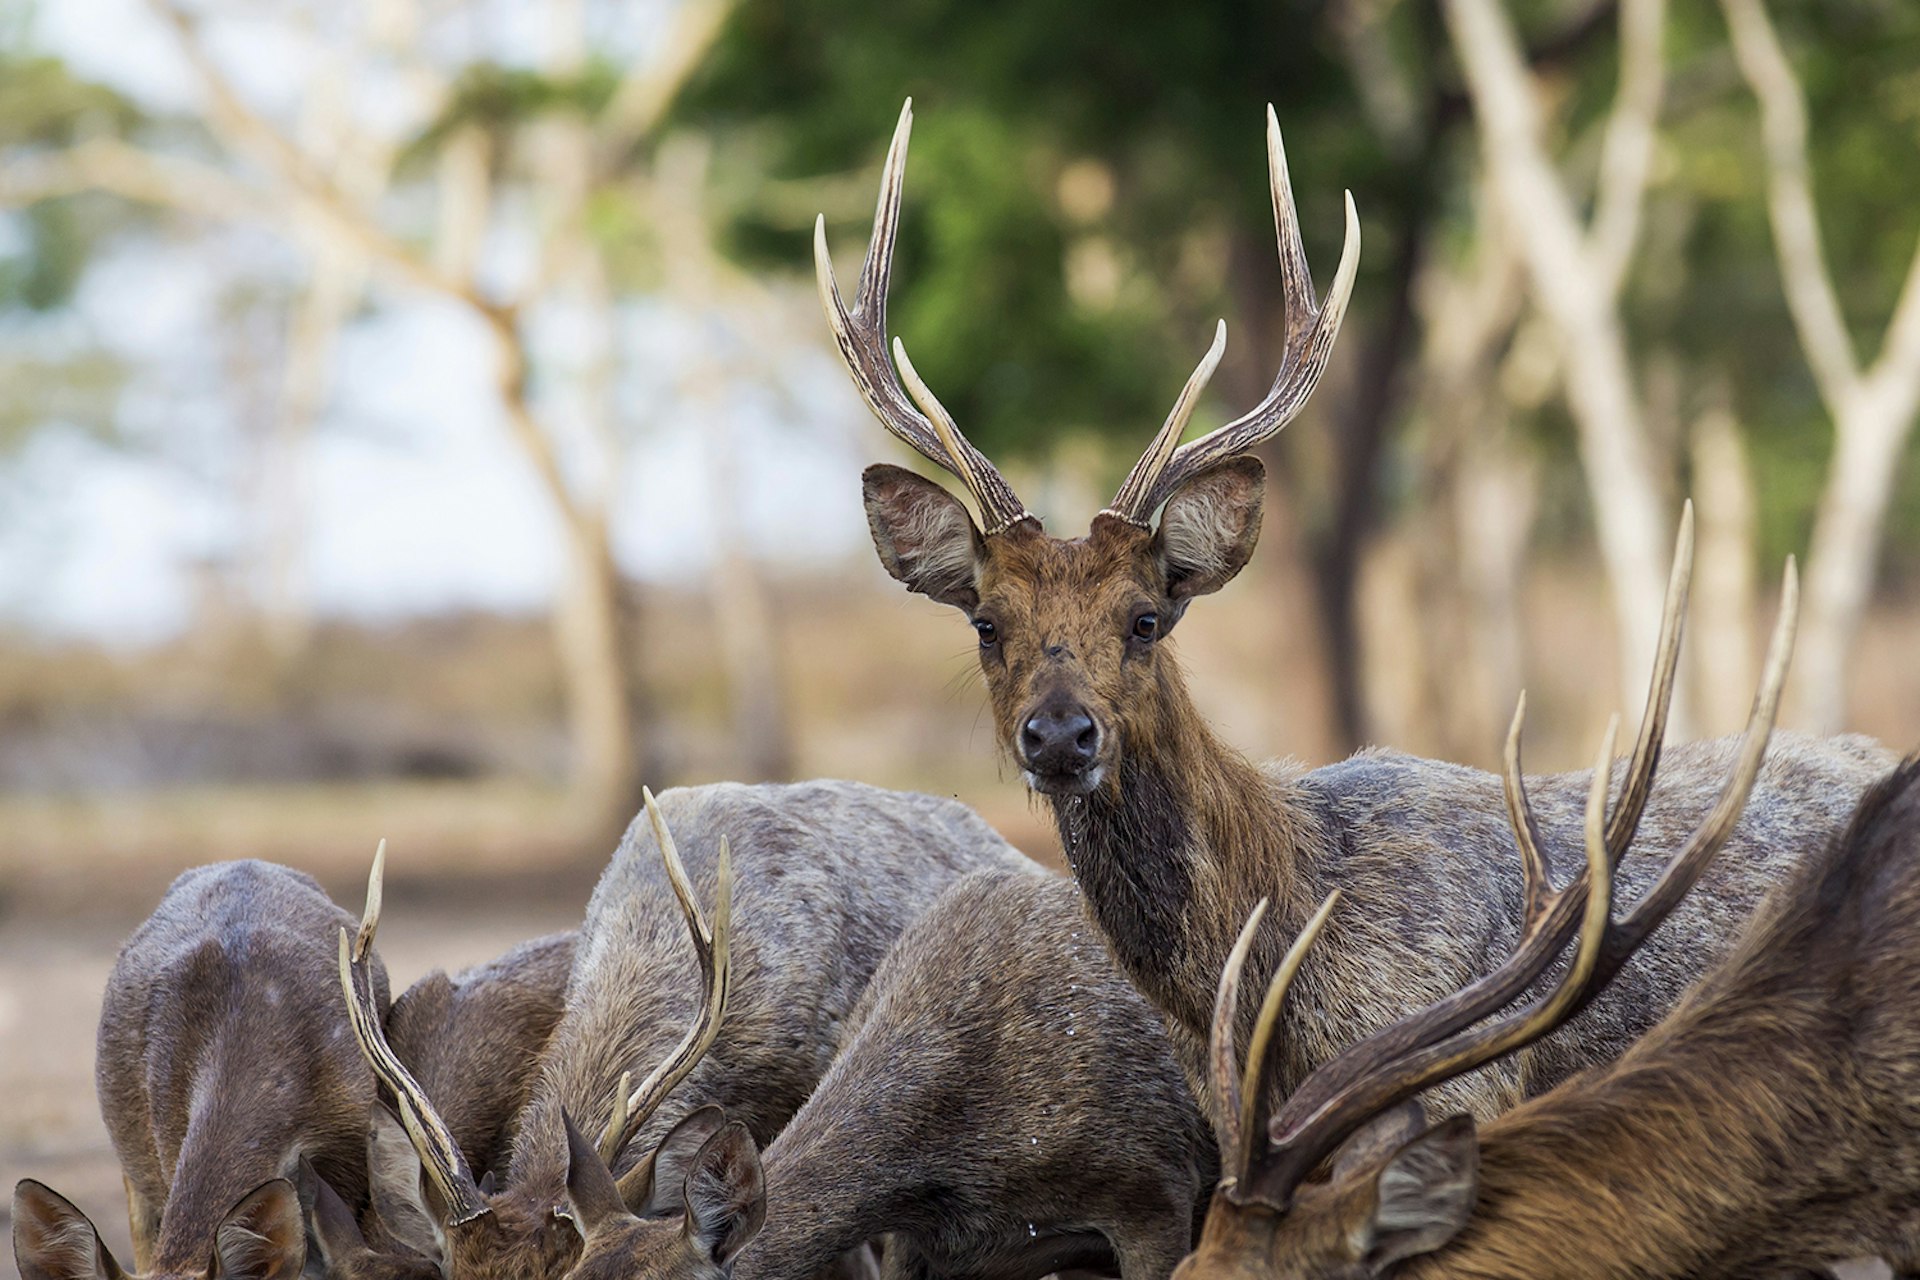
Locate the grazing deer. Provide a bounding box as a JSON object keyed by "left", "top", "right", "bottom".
{"left": 825, "top": 98, "right": 1892, "bottom": 1121}
{"left": 345, "top": 781, "right": 1034, "bottom": 1280}
{"left": 12, "top": 860, "right": 440, "bottom": 1280}
{"left": 544, "top": 867, "right": 1215, "bottom": 1280}
{"left": 387, "top": 930, "right": 578, "bottom": 1183}
{"left": 1177, "top": 628, "right": 1920, "bottom": 1276}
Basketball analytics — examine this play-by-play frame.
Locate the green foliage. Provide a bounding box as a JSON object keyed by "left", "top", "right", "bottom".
{"left": 674, "top": 0, "right": 1397, "bottom": 461}
{"left": 674, "top": 0, "right": 1920, "bottom": 568}
{"left": 398, "top": 60, "right": 624, "bottom": 171}
{"left": 0, "top": 55, "right": 157, "bottom": 312}
{"left": 0, "top": 349, "right": 129, "bottom": 454}
{"left": 0, "top": 54, "right": 142, "bottom": 147}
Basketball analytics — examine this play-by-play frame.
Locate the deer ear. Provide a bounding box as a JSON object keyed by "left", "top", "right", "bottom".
{"left": 295, "top": 1159, "right": 368, "bottom": 1273}
{"left": 618, "top": 1105, "right": 728, "bottom": 1216}
{"left": 210, "top": 1179, "right": 306, "bottom": 1280}
{"left": 863, "top": 464, "right": 983, "bottom": 611}
{"left": 681, "top": 1122, "right": 765, "bottom": 1266}
{"left": 560, "top": 1110, "right": 632, "bottom": 1237}
{"left": 366, "top": 1105, "right": 443, "bottom": 1260}
{"left": 1331, "top": 1100, "right": 1428, "bottom": 1185}
{"left": 1153, "top": 456, "right": 1264, "bottom": 601}
{"left": 1358, "top": 1114, "right": 1479, "bottom": 1274}
{"left": 12, "top": 1181, "right": 126, "bottom": 1280}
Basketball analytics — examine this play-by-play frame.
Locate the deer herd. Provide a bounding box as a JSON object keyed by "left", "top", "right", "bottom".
{"left": 13, "top": 100, "right": 1919, "bottom": 1280}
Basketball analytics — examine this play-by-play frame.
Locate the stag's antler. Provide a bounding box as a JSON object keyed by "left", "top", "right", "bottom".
{"left": 1105, "top": 106, "right": 1362, "bottom": 524}
{"left": 597, "top": 788, "right": 734, "bottom": 1164}
{"left": 1207, "top": 890, "right": 1342, "bottom": 1188}
{"left": 816, "top": 100, "right": 1033, "bottom": 535}
{"left": 1214, "top": 548, "right": 1796, "bottom": 1209}
{"left": 1266, "top": 504, "right": 1697, "bottom": 1137}
{"left": 339, "top": 842, "right": 493, "bottom": 1225}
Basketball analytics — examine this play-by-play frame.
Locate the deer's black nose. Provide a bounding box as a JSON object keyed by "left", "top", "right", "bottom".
{"left": 1020, "top": 706, "right": 1100, "bottom": 777}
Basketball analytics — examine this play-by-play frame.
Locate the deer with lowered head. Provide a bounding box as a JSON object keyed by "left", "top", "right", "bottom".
{"left": 12, "top": 859, "right": 441, "bottom": 1280}
{"left": 541, "top": 864, "right": 1215, "bottom": 1280}
{"left": 385, "top": 930, "right": 578, "bottom": 1185}
{"left": 826, "top": 98, "right": 1892, "bottom": 1122}
{"left": 1177, "top": 605, "right": 1920, "bottom": 1276}
{"left": 342, "top": 780, "right": 1034, "bottom": 1280}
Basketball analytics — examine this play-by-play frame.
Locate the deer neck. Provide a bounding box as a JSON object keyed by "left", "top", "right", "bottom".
{"left": 731, "top": 1127, "right": 895, "bottom": 1280}
{"left": 1404, "top": 1054, "right": 1846, "bottom": 1279}
{"left": 1048, "top": 665, "right": 1310, "bottom": 1044}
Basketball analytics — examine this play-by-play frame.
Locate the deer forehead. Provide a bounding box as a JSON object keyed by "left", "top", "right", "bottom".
{"left": 979, "top": 526, "right": 1160, "bottom": 622}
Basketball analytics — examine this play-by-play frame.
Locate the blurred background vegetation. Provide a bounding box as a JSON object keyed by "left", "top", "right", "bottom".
{"left": 0, "top": 0, "right": 1917, "bottom": 914}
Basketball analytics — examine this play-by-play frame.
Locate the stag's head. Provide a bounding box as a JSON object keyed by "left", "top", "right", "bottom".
{"left": 335, "top": 797, "right": 735, "bottom": 1280}
{"left": 553, "top": 1107, "right": 765, "bottom": 1280}
{"left": 823, "top": 101, "right": 1358, "bottom": 797}
{"left": 1171, "top": 538, "right": 1795, "bottom": 1278}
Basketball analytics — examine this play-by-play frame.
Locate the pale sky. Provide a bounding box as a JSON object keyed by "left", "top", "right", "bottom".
{"left": 4, "top": 0, "right": 882, "bottom": 644}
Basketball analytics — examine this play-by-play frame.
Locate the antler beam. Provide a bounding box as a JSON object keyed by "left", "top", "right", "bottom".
{"left": 1106, "top": 106, "right": 1362, "bottom": 523}
{"left": 816, "top": 100, "right": 1033, "bottom": 535}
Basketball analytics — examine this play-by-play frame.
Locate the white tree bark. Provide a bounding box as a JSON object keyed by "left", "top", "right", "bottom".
{"left": 1441, "top": 0, "right": 1685, "bottom": 733}
{"left": 1688, "top": 400, "right": 1758, "bottom": 732}
{"left": 1720, "top": 0, "right": 1920, "bottom": 731}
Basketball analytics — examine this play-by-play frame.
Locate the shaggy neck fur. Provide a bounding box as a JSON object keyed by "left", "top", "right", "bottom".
{"left": 1051, "top": 657, "right": 1318, "bottom": 1048}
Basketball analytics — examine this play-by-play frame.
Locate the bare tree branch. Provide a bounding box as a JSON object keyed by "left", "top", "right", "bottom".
{"left": 0, "top": 136, "right": 278, "bottom": 223}
{"left": 1588, "top": 0, "right": 1666, "bottom": 294}
{"left": 145, "top": 0, "right": 490, "bottom": 309}
{"left": 1442, "top": 0, "right": 1678, "bottom": 726}
{"left": 598, "top": 0, "right": 734, "bottom": 169}
{"left": 1719, "top": 0, "right": 1859, "bottom": 408}
{"left": 1720, "top": 0, "right": 1920, "bottom": 731}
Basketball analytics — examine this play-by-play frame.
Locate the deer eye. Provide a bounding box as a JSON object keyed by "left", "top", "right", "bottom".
{"left": 1131, "top": 612, "right": 1159, "bottom": 642}
{"left": 974, "top": 618, "right": 999, "bottom": 648}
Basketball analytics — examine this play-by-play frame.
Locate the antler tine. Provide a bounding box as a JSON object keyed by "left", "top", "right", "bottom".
{"left": 1249, "top": 552, "right": 1786, "bottom": 1208}
{"left": 337, "top": 847, "right": 489, "bottom": 1224}
{"left": 1115, "top": 108, "right": 1361, "bottom": 521}
{"left": 1503, "top": 693, "right": 1553, "bottom": 920}
{"left": 1106, "top": 320, "right": 1228, "bottom": 524}
{"left": 1270, "top": 504, "right": 1693, "bottom": 1133}
{"left": 1235, "top": 890, "right": 1341, "bottom": 1181}
{"left": 598, "top": 791, "right": 735, "bottom": 1164}
{"left": 1207, "top": 897, "right": 1270, "bottom": 1180}
{"left": 816, "top": 100, "right": 1032, "bottom": 535}
{"left": 1245, "top": 722, "right": 1623, "bottom": 1207}
{"left": 1606, "top": 502, "right": 1694, "bottom": 858}
{"left": 1570, "top": 556, "right": 1795, "bottom": 1013}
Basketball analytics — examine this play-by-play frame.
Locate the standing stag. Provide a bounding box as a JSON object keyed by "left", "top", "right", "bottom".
{"left": 12, "top": 860, "right": 439, "bottom": 1280}
{"left": 343, "top": 781, "right": 1033, "bottom": 1280}
{"left": 824, "top": 99, "right": 1892, "bottom": 1119}
{"left": 535, "top": 868, "right": 1214, "bottom": 1280}
{"left": 1179, "top": 627, "right": 1920, "bottom": 1276}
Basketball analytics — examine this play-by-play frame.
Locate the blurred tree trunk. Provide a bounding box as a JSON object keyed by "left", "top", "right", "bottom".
{"left": 1405, "top": 179, "right": 1536, "bottom": 763}
{"left": 120, "top": 0, "right": 745, "bottom": 835}
{"left": 1720, "top": 0, "right": 1920, "bottom": 733}
{"left": 1688, "top": 398, "right": 1758, "bottom": 732}
{"left": 556, "top": 513, "right": 644, "bottom": 826}
{"left": 653, "top": 136, "right": 795, "bottom": 781}
{"left": 1441, "top": 0, "right": 1689, "bottom": 737}
{"left": 262, "top": 49, "right": 384, "bottom": 667}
